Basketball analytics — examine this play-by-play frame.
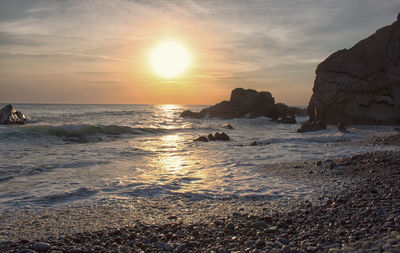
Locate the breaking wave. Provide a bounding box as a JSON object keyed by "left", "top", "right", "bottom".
{"left": 0, "top": 124, "right": 169, "bottom": 143}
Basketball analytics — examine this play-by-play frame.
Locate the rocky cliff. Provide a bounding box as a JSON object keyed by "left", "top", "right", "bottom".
{"left": 307, "top": 20, "right": 400, "bottom": 125}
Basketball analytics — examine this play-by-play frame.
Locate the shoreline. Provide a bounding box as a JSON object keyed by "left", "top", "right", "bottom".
{"left": 1, "top": 136, "right": 400, "bottom": 252}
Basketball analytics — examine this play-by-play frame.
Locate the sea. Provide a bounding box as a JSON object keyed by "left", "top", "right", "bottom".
{"left": 0, "top": 104, "right": 398, "bottom": 211}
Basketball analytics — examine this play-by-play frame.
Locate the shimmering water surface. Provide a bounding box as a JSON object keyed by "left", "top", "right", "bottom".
{"left": 0, "top": 104, "right": 397, "bottom": 209}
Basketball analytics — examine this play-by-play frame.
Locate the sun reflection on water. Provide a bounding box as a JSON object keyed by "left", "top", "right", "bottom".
{"left": 158, "top": 134, "right": 187, "bottom": 172}
{"left": 127, "top": 104, "right": 225, "bottom": 194}
{"left": 153, "top": 104, "right": 187, "bottom": 130}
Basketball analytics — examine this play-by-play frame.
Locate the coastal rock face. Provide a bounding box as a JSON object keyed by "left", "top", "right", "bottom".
{"left": 181, "top": 88, "right": 304, "bottom": 122}
{"left": 307, "top": 20, "right": 400, "bottom": 125}
{"left": 0, "top": 104, "right": 26, "bottom": 124}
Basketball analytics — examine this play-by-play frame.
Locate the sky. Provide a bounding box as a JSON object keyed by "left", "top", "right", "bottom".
{"left": 0, "top": 0, "right": 399, "bottom": 105}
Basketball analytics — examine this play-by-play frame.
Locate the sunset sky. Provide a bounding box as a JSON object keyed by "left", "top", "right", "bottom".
{"left": 0, "top": 0, "right": 398, "bottom": 105}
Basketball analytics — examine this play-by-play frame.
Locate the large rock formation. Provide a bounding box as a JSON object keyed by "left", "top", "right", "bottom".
{"left": 181, "top": 88, "right": 305, "bottom": 122}
{"left": 0, "top": 104, "right": 26, "bottom": 124}
{"left": 307, "top": 20, "right": 400, "bottom": 125}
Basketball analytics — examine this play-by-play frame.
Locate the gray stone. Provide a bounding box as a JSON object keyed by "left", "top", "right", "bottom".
{"left": 277, "top": 237, "right": 289, "bottom": 245}
{"left": 176, "top": 243, "right": 186, "bottom": 252}
{"left": 156, "top": 242, "right": 174, "bottom": 251}
{"left": 32, "top": 242, "right": 51, "bottom": 252}
{"left": 281, "top": 245, "right": 291, "bottom": 253}
{"left": 19, "top": 250, "right": 36, "bottom": 253}
{"left": 67, "top": 248, "right": 83, "bottom": 253}
{"left": 251, "top": 221, "right": 267, "bottom": 228}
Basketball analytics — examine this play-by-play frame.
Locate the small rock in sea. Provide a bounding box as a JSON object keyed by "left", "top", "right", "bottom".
{"left": 250, "top": 141, "right": 259, "bottom": 146}
{"left": 297, "top": 120, "right": 326, "bottom": 133}
{"left": 274, "top": 115, "right": 296, "bottom": 124}
{"left": 194, "top": 136, "right": 208, "bottom": 142}
{"left": 209, "top": 132, "right": 230, "bottom": 141}
{"left": 337, "top": 122, "right": 349, "bottom": 133}
{"left": 0, "top": 104, "right": 26, "bottom": 124}
{"left": 224, "top": 124, "right": 234, "bottom": 129}
{"left": 32, "top": 242, "right": 51, "bottom": 252}
{"left": 250, "top": 141, "right": 270, "bottom": 146}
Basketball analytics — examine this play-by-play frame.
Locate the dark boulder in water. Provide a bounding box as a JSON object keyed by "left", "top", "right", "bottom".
{"left": 181, "top": 110, "right": 206, "bottom": 119}
{"left": 0, "top": 104, "right": 26, "bottom": 124}
{"left": 297, "top": 120, "right": 326, "bottom": 133}
{"left": 194, "top": 132, "right": 231, "bottom": 142}
{"left": 209, "top": 132, "right": 230, "bottom": 141}
{"left": 223, "top": 124, "right": 234, "bottom": 130}
{"left": 194, "top": 136, "right": 209, "bottom": 142}
{"left": 272, "top": 115, "right": 296, "bottom": 124}
{"left": 337, "top": 122, "right": 349, "bottom": 133}
{"left": 180, "top": 88, "right": 303, "bottom": 123}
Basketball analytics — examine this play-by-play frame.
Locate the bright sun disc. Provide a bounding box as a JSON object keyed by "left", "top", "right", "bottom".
{"left": 150, "top": 41, "right": 191, "bottom": 78}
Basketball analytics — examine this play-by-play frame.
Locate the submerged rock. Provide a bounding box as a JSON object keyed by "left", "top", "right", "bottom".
{"left": 250, "top": 141, "right": 271, "bottom": 146}
{"left": 272, "top": 115, "right": 296, "bottom": 124}
{"left": 306, "top": 20, "right": 400, "bottom": 125}
{"left": 0, "top": 104, "right": 26, "bottom": 124}
{"left": 194, "top": 132, "right": 230, "bottom": 142}
{"left": 223, "top": 124, "right": 234, "bottom": 130}
{"left": 337, "top": 122, "right": 349, "bottom": 133}
{"left": 210, "top": 132, "right": 230, "bottom": 141}
{"left": 194, "top": 136, "right": 209, "bottom": 142}
{"left": 181, "top": 110, "right": 205, "bottom": 119}
{"left": 181, "top": 88, "right": 302, "bottom": 122}
{"left": 297, "top": 120, "right": 326, "bottom": 133}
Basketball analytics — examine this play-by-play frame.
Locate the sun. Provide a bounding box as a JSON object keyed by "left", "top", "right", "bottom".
{"left": 150, "top": 41, "right": 191, "bottom": 78}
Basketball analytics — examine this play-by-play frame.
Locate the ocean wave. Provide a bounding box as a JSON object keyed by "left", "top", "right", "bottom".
{"left": 42, "top": 187, "right": 98, "bottom": 204}
{"left": 61, "top": 109, "right": 141, "bottom": 118}
{"left": 0, "top": 124, "right": 169, "bottom": 143}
